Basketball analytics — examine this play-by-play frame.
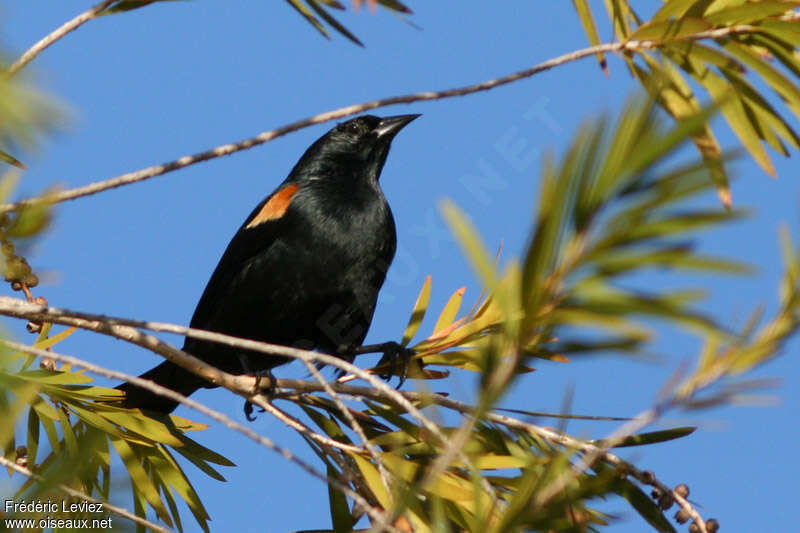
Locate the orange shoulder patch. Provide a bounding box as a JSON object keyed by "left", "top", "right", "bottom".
{"left": 245, "top": 184, "right": 299, "bottom": 229}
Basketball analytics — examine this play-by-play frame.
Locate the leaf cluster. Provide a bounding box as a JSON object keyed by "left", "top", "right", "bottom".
{"left": 0, "top": 326, "right": 235, "bottom": 533}
{"left": 573, "top": 0, "right": 800, "bottom": 204}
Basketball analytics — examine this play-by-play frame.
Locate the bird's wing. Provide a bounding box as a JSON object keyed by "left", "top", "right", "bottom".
{"left": 187, "top": 183, "right": 300, "bottom": 332}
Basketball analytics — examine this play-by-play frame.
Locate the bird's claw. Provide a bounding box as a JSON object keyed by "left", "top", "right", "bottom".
{"left": 243, "top": 368, "right": 276, "bottom": 422}
{"left": 375, "top": 341, "right": 415, "bottom": 389}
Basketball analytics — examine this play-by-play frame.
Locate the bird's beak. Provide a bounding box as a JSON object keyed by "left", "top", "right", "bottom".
{"left": 374, "top": 114, "right": 421, "bottom": 139}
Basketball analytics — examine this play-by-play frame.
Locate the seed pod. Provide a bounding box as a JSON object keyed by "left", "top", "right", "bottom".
{"left": 658, "top": 492, "right": 674, "bottom": 510}
{"left": 674, "top": 484, "right": 689, "bottom": 498}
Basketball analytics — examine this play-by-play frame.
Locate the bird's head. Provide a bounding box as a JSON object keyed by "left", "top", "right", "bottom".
{"left": 292, "top": 114, "right": 420, "bottom": 184}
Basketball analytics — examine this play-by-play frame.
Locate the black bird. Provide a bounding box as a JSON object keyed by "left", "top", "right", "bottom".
{"left": 118, "top": 114, "right": 419, "bottom": 413}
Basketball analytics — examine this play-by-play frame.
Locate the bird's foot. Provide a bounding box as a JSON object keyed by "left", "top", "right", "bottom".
{"left": 243, "top": 368, "right": 276, "bottom": 422}
{"left": 374, "top": 341, "right": 415, "bottom": 389}
{"left": 336, "top": 341, "right": 415, "bottom": 388}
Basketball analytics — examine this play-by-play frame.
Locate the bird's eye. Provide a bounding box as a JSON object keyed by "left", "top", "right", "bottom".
{"left": 346, "top": 122, "right": 361, "bottom": 135}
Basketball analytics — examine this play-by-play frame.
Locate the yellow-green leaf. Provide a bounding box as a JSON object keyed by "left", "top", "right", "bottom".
{"left": 433, "top": 287, "right": 466, "bottom": 334}
{"left": 110, "top": 437, "right": 173, "bottom": 525}
{"left": 572, "top": 0, "right": 608, "bottom": 73}
{"left": 629, "top": 17, "right": 712, "bottom": 42}
{"left": 401, "top": 274, "right": 431, "bottom": 346}
{"left": 100, "top": 410, "right": 184, "bottom": 447}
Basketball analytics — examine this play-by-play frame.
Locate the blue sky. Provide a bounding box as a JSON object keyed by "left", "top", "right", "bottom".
{"left": 2, "top": 1, "right": 799, "bottom": 531}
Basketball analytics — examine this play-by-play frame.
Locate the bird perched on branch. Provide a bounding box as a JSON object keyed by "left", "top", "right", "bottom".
{"left": 117, "top": 114, "right": 419, "bottom": 414}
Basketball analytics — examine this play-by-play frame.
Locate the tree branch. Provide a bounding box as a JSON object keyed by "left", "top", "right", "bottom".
{"left": 6, "top": 0, "right": 117, "bottom": 77}
{"left": 301, "top": 358, "right": 394, "bottom": 494}
{"left": 0, "top": 297, "right": 451, "bottom": 464}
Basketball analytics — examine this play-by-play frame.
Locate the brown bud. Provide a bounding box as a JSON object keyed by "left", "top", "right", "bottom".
{"left": 706, "top": 518, "right": 719, "bottom": 532}
{"left": 688, "top": 523, "right": 699, "bottom": 533}
{"left": 642, "top": 470, "right": 655, "bottom": 483}
{"left": 39, "top": 357, "right": 56, "bottom": 371}
{"left": 658, "top": 492, "right": 674, "bottom": 510}
{"left": 674, "top": 509, "right": 690, "bottom": 524}
{"left": 674, "top": 483, "right": 689, "bottom": 498}
{"left": 26, "top": 321, "right": 42, "bottom": 334}
{"left": 33, "top": 296, "right": 47, "bottom": 306}
{"left": 24, "top": 273, "right": 39, "bottom": 288}
{"left": 11, "top": 281, "right": 21, "bottom": 291}
{"left": 15, "top": 446, "right": 27, "bottom": 467}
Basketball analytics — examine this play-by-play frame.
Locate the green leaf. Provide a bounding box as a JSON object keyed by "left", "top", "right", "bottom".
{"left": 172, "top": 445, "right": 227, "bottom": 482}
{"left": 153, "top": 446, "right": 212, "bottom": 529}
{"left": 722, "top": 39, "right": 800, "bottom": 120}
{"left": 0, "top": 149, "right": 26, "bottom": 169}
{"left": 286, "top": 0, "right": 331, "bottom": 39}
{"left": 589, "top": 245, "right": 753, "bottom": 276}
{"left": 630, "top": 16, "right": 712, "bottom": 42}
{"left": 433, "top": 287, "right": 466, "bottom": 334}
{"left": 402, "top": 274, "right": 432, "bottom": 346}
{"left": 55, "top": 407, "right": 79, "bottom": 457}
{"left": 175, "top": 433, "right": 235, "bottom": 466}
{"left": 110, "top": 437, "right": 173, "bottom": 526}
{"left": 378, "top": 0, "right": 412, "bottom": 13}
{"left": 601, "top": 0, "right": 637, "bottom": 39}
{"left": 26, "top": 408, "right": 39, "bottom": 466}
{"left": 651, "top": 0, "right": 709, "bottom": 22}
{"left": 99, "top": 409, "right": 185, "bottom": 447}
{"left": 572, "top": 0, "right": 608, "bottom": 72}
{"left": 36, "top": 405, "right": 60, "bottom": 453}
{"left": 672, "top": 51, "right": 776, "bottom": 176}
{"left": 596, "top": 427, "right": 696, "bottom": 448}
{"left": 630, "top": 58, "right": 730, "bottom": 205}
{"left": 33, "top": 327, "right": 77, "bottom": 351}
{"left": 327, "top": 463, "right": 356, "bottom": 532}
{"left": 613, "top": 477, "right": 677, "bottom": 533}
{"left": 67, "top": 403, "right": 127, "bottom": 440}
{"left": 16, "top": 369, "right": 93, "bottom": 385}
{"left": 350, "top": 453, "right": 391, "bottom": 509}
{"left": 299, "top": 405, "right": 351, "bottom": 442}
{"left": 307, "top": 0, "right": 364, "bottom": 46}
{"left": 704, "top": 2, "right": 797, "bottom": 25}
{"left": 441, "top": 201, "right": 498, "bottom": 292}
{"left": 101, "top": 0, "right": 184, "bottom": 15}
{"left": 473, "top": 454, "right": 529, "bottom": 470}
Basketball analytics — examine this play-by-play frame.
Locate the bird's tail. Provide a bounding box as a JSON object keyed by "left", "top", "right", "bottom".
{"left": 116, "top": 361, "right": 210, "bottom": 414}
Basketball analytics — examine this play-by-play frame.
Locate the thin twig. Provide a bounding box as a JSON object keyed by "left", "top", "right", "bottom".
{"left": 0, "top": 339, "right": 395, "bottom": 532}
{"left": 0, "top": 455, "right": 170, "bottom": 533}
{"left": 302, "top": 359, "right": 394, "bottom": 494}
{"left": 531, "top": 400, "right": 709, "bottom": 533}
{"left": 6, "top": 0, "right": 117, "bottom": 77}
{"left": 251, "top": 395, "right": 364, "bottom": 454}
{"left": 0, "top": 24, "right": 760, "bottom": 213}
